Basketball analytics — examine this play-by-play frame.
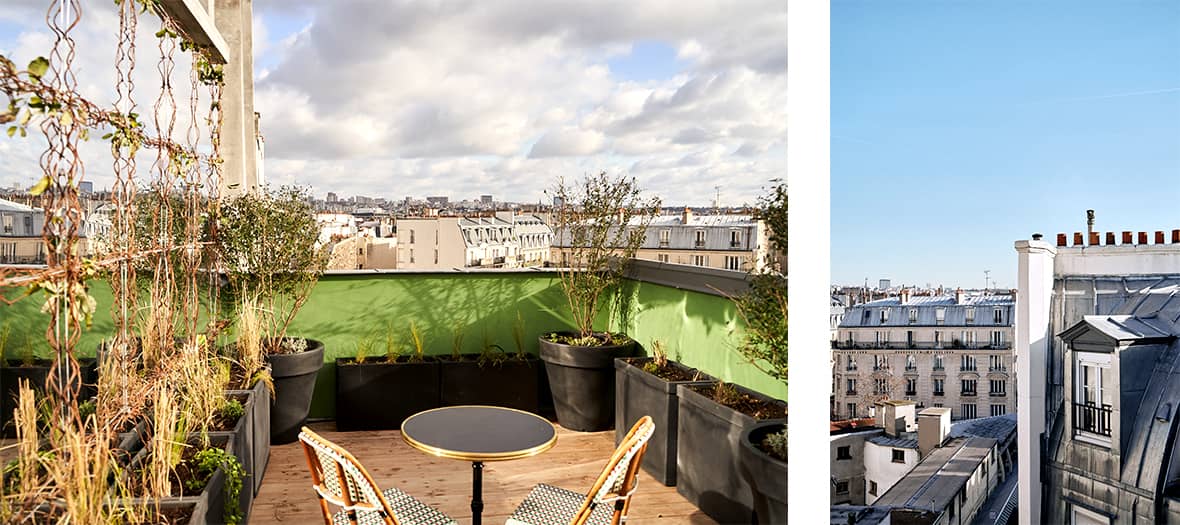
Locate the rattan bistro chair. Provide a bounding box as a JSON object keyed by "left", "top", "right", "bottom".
{"left": 298, "top": 426, "right": 457, "bottom": 525}
{"left": 506, "top": 416, "right": 655, "bottom": 525}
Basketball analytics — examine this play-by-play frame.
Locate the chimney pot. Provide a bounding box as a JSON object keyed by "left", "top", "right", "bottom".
{"left": 955, "top": 288, "right": 964, "bottom": 304}
{"left": 1032, "top": 233, "right": 1043, "bottom": 240}
{"left": 1105, "top": 232, "right": 1115, "bottom": 245}
{"left": 1088, "top": 232, "right": 1100, "bottom": 246}
{"left": 1157, "top": 231, "right": 1166, "bottom": 244}
{"left": 1073, "top": 232, "right": 1084, "bottom": 246}
{"left": 1123, "top": 231, "right": 1133, "bottom": 244}
{"left": 1173, "top": 230, "right": 1180, "bottom": 244}
{"left": 1139, "top": 232, "right": 1149, "bottom": 244}
{"left": 1056, "top": 233, "right": 1067, "bottom": 247}
{"left": 918, "top": 407, "right": 952, "bottom": 458}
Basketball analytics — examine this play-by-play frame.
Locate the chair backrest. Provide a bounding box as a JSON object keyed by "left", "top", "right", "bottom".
{"left": 298, "top": 426, "right": 399, "bottom": 525}
{"left": 572, "top": 416, "right": 656, "bottom": 525}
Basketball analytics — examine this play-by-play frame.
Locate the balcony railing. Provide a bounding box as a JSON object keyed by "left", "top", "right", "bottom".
{"left": 1073, "top": 402, "right": 1112, "bottom": 437}
{"left": 905, "top": 390, "right": 917, "bottom": 396}
{"left": 0, "top": 255, "right": 46, "bottom": 265}
{"left": 990, "top": 391, "right": 1006, "bottom": 397}
{"left": 831, "top": 341, "right": 1012, "bottom": 350}
{"left": 729, "top": 240, "right": 741, "bottom": 248}
{"left": 933, "top": 391, "right": 944, "bottom": 397}
{"left": 694, "top": 240, "right": 706, "bottom": 248}
{"left": 961, "top": 390, "right": 977, "bottom": 397}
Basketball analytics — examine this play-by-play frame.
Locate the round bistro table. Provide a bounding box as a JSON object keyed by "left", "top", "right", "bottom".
{"left": 401, "top": 405, "right": 557, "bottom": 525}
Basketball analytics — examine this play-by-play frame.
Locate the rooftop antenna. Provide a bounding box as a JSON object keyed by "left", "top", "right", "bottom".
{"left": 984, "top": 270, "right": 991, "bottom": 292}
{"left": 714, "top": 186, "right": 721, "bottom": 210}
{"left": 1086, "top": 209, "right": 1095, "bottom": 238}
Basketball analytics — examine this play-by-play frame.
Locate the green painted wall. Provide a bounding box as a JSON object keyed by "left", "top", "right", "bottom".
{"left": 0, "top": 272, "right": 786, "bottom": 418}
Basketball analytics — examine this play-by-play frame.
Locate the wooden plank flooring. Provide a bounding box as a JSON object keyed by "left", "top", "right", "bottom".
{"left": 250, "top": 421, "right": 718, "bottom": 525}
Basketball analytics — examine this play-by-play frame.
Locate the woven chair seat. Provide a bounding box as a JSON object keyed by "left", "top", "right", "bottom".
{"left": 330, "top": 487, "right": 457, "bottom": 525}
{"left": 506, "top": 484, "right": 615, "bottom": 525}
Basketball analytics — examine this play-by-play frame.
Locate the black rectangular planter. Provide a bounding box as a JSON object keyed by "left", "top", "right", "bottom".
{"left": 614, "top": 358, "right": 716, "bottom": 486}
{"left": 676, "top": 383, "right": 786, "bottom": 525}
{"left": 127, "top": 432, "right": 237, "bottom": 525}
{"left": 335, "top": 358, "right": 440, "bottom": 431}
{"left": 1, "top": 358, "right": 97, "bottom": 437}
{"left": 439, "top": 355, "right": 541, "bottom": 412}
{"left": 221, "top": 389, "right": 255, "bottom": 520}
{"left": 245, "top": 378, "right": 271, "bottom": 497}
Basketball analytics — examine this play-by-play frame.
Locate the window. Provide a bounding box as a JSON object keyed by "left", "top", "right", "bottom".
{"left": 935, "top": 307, "right": 946, "bottom": 324}
{"left": 891, "top": 449, "right": 905, "bottom": 463}
{"left": 23, "top": 216, "right": 32, "bottom": 235}
{"left": 908, "top": 309, "right": 918, "bottom": 323}
{"left": 692, "top": 255, "right": 706, "bottom": 266}
{"left": 729, "top": 229, "right": 741, "bottom": 247}
{"left": 906, "top": 330, "right": 914, "bottom": 347}
{"left": 933, "top": 378, "right": 945, "bottom": 396}
{"left": 961, "top": 379, "right": 977, "bottom": 396}
{"left": 989, "top": 354, "right": 1004, "bottom": 371}
{"left": 694, "top": 230, "right": 706, "bottom": 246}
{"left": 846, "top": 357, "right": 857, "bottom": 371}
{"left": 880, "top": 309, "right": 890, "bottom": 323}
{"left": 961, "top": 355, "right": 977, "bottom": 371}
{"left": 834, "top": 480, "right": 849, "bottom": 495}
{"left": 989, "top": 379, "right": 1006, "bottom": 396}
{"left": 991, "top": 404, "right": 1007, "bottom": 416}
{"left": 1074, "top": 352, "right": 1113, "bottom": 441}
{"left": 905, "top": 378, "right": 917, "bottom": 396}
{"left": 659, "top": 229, "right": 670, "bottom": 245}
{"left": 933, "top": 402, "right": 944, "bottom": 408}
{"left": 933, "top": 354, "right": 944, "bottom": 370}
{"left": 846, "top": 378, "right": 857, "bottom": 394}
{"left": 846, "top": 403, "right": 857, "bottom": 419}
{"left": 837, "top": 446, "right": 852, "bottom": 460}
{"left": 874, "top": 355, "right": 888, "bottom": 370}
{"left": 993, "top": 307, "right": 1003, "bottom": 324}
{"left": 724, "top": 255, "right": 741, "bottom": 270}
{"left": 657, "top": 253, "right": 669, "bottom": 263}
{"left": 990, "top": 331, "right": 1004, "bottom": 347}
{"left": 875, "top": 378, "right": 888, "bottom": 395}
{"left": 1072, "top": 505, "right": 1110, "bottom": 525}
{"left": 409, "top": 249, "right": 415, "bottom": 263}
{"left": 964, "top": 331, "right": 977, "bottom": 347}
{"left": 433, "top": 249, "right": 439, "bottom": 264}
{"left": 409, "top": 229, "right": 415, "bottom": 244}
{"left": 905, "top": 354, "right": 916, "bottom": 370}
{"left": 965, "top": 307, "right": 976, "bottom": 323}
{"left": 961, "top": 403, "right": 977, "bottom": 419}
{"left": 875, "top": 331, "right": 889, "bottom": 346}
{"left": 868, "top": 480, "right": 878, "bottom": 496}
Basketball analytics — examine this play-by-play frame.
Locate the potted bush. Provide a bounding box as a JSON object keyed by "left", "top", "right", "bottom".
{"left": 439, "top": 314, "right": 541, "bottom": 411}
{"left": 614, "top": 340, "right": 716, "bottom": 486}
{"left": 218, "top": 186, "right": 329, "bottom": 445}
{"left": 539, "top": 172, "right": 659, "bottom": 432}
{"left": 678, "top": 182, "right": 787, "bottom": 524}
{"left": 336, "top": 322, "right": 440, "bottom": 430}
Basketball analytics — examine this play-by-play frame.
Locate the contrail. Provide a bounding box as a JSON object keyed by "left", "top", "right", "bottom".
{"left": 1059, "top": 87, "right": 1180, "bottom": 102}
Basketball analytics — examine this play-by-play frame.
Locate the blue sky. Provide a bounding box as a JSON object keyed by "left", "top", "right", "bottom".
{"left": 832, "top": 1, "right": 1180, "bottom": 290}
{"left": 0, "top": 1, "right": 785, "bottom": 205}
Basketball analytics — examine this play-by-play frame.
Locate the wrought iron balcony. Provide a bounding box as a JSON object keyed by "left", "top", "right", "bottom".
{"left": 1073, "top": 402, "right": 1112, "bottom": 437}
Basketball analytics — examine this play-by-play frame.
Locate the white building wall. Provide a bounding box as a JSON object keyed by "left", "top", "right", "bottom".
{"left": 863, "top": 442, "right": 920, "bottom": 505}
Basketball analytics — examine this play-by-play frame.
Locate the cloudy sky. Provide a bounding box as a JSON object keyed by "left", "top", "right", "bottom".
{"left": 0, "top": 1, "right": 786, "bottom": 206}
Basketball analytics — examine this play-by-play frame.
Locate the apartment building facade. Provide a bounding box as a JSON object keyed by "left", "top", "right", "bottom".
{"left": 396, "top": 212, "right": 553, "bottom": 270}
{"left": 832, "top": 289, "right": 1016, "bottom": 421}
{"left": 551, "top": 207, "right": 769, "bottom": 272}
{"left": 1017, "top": 230, "right": 1180, "bottom": 524}
{"left": 0, "top": 198, "right": 46, "bottom": 265}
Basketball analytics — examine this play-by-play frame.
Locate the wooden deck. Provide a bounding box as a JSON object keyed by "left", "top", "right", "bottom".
{"left": 249, "top": 421, "right": 717, "bottom": 524}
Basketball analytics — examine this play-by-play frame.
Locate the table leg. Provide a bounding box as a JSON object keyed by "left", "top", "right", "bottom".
{"left": 472, "top": 461, "right": 484, "bottom": 525}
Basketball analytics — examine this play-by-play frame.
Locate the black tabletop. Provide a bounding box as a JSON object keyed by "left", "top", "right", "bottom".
{"left": 401, "top": 406, "right": 557, "bottom": 461}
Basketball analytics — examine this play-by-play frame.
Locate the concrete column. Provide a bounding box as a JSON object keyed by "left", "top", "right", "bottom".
{"left": 1014, "top": 238, "right": 1056, "bottom": 524}
{"left": 214, "top": 0, "right": 258, "bottom": 195}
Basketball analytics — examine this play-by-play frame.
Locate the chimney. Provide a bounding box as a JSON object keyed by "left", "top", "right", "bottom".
{"left": 954, "top": 287, "right": 964, "bottom": 304}
{"left": 878, "top": 400, "right": 917, "bottom": 437}
{"left": 918, "top": 407, "right": 952, "bottom": 457}
{"left": 900, "top": 288, "right": 910, "bottom": 305}
{"left": 681, "top": 207, "right": 693, "bottom": 224}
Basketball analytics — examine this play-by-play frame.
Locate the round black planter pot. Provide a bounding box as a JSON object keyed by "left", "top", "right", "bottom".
{"left": 267, "top": 339, "right": 324, "bottom": 444}
{"left": 539, "top": 333, "right": 635, "bottom": 432}
{"left": 739, "top": 421, "right": 787, "bottom": 525}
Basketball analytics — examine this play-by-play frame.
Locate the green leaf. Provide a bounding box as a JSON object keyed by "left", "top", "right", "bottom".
{"left": 28, "top": 176, "right": 50, "bottom": 196}
{"left": 6, "top": 126, "right": 14, "bottom": 138}
{"left": 59, "top": 110, "right": 72, "bottom": 127}
{"left": 155, "top": 28, "right": 166, "bottom": 38}
{"left": 27, "top": 57, "right": 49, "bottom": 80}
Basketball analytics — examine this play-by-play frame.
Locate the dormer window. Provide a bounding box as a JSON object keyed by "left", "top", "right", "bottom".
{"left": 880, "top": 309, "right": 889, "bottom": 323}
{"left": 935, "top": 307, "right": 946, "bottom": 325}
{"left": 993, "top": 307, "right": 1003, "bottom": 324}
{"left": 908, "top": 309, "right": 918, "bottom": 323}
{"left": 1074, "top": 352, "right": 1113, "bottom": 444}
{"left": 965, "top": 307, "right": 976, "bottom": 323}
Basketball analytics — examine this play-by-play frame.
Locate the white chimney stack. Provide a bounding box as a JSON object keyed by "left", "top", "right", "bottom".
{"left": 955, "top": 287, "right": 965, "bottom": 304}
{"left": 918, "top": 407, "right": 951, "bottom": 457}
{"left": 682, "top": 207, "right": 693, "bottom": 224}
{"left": 900, "top": 288, "right": 910, "bottom": 305}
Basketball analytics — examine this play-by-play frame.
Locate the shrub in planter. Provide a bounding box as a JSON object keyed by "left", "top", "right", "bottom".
{"left": 615, "top": 345, "right": 716, "bottom": 486}
{"left": 676, "top": 382, "right": 786, "bottom": 525}
{"left": 0, "top": 355, "right": 96, "bottom": 438}
{"left": 740, "top": 421, "right": 787, "bottom": 524}
{"left": 218, "top": 186, "right": 329, "bottom": 445}
{"left": 540, "top": 172, "right": 659, "bottom": 432}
